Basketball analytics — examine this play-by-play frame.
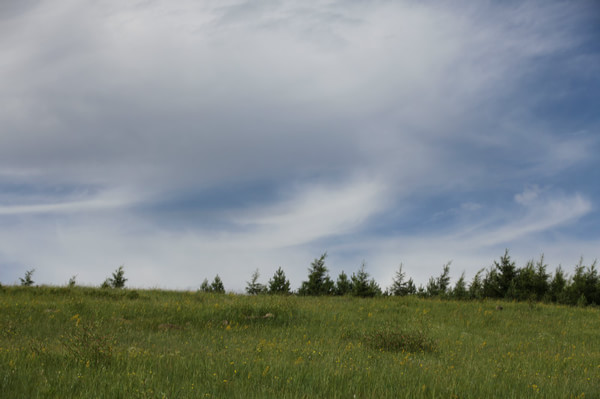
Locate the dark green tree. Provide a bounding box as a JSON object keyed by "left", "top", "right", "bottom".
{"left": 549, "top": 266, "right": 568, "bottom": 303}
{"left": 335, "top": 271, "right": 352, "bottom": 295}
{"left": 493, "top": 249, "right": 517, "bottom": 298}
{"left": 20, "top": 269, "right": 35, "bottom": 287}
{"left": 268, "top": 267, "right": 291, "bottom": 295}
{"left": 390, "top": 263, "right": 412, "bottom": 296}
{"left": 452, "top": 272, "right": 469, "bottom": 300}
{"left": 515, "top": 260, "right": 536, "bottom": 301}
{"left": 211, "top": 275, "right": 225, "bottom": 293}
{"left": 200, "top": 278, "right": 211, "bottom": 292}
{"left": 426, "top": 262, "right": 451, "bottom": 297}
{"left": 566, "top": 258, "right": 599, "bottom": 306}
{"left": 405, "top": 278, "right": 417, "bottom": 295}
{"left": 108, "top": 266, "right": 127, "bottom": 289}
{"left": 351, "top": 261, "right": 381, "bottom": 297}
{"left": 533, "top": 254, "right": 550, "bottom": 300}
{"left": 482, "top": 267, "right": 501, "bottom": 298}
{"left": 246, "top": 269, "right": 266, "bottom": 295}
{"left": 469, "top": 269, "right": 485, "bottom": 300}
{"left": 298, "top": 253, "right": 334, "bottom": 296}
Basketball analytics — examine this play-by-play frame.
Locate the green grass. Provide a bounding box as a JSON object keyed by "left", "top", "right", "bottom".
{"left": 1, "top": 286, "right": 599, "bottom": 398}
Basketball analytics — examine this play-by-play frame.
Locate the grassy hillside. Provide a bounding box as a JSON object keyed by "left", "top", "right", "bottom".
{"left": 1, "top": 286, "right": 598, "bottom": 398}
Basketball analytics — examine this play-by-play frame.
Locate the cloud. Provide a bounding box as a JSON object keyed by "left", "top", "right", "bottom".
{"left": 0, "top": 0, "right": 598, "bottom": 290}
{"left": 514, "top": 185, "right": 542, "bottom": 205}
{"left": 0, "top": 189, "right": 136, "bottom": 215}
{"left": 232, "top": 177, "right": 387, "bottom": 248}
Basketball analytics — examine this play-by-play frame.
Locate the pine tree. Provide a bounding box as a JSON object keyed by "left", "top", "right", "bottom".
{"left": 405, "top": 278, "right": 417, "bottom": 295}
{"left": 452, "top": 272, "right": 469, "bottom": 300}
{"left": 469, "top": 269, "right": 485, "bottom": 299}
{"left": 246, "top": 269, "right": 266, "bottom": 295}
{"left": 268, "top": 267, "right": 291, "bottom": 295}
{"left": 351, "top": 261, "right": 381, "bottom": 297}
{"left": 200, "top": 278, "right": 211, "bottom": 292}
{"left": 298, "top": 253, "right": 334, "bottom": 296}
{"left": 20, "top": 269, "right": 35, "bottom": 287}
{"left": 426, "top": 262, "right": 451, "bottom": 297}
{"left": 108, "top": 266, "right": 127, "bottom": 289}
{"left": 493, "top": 249, "right": 517, "bottom": 298}
{"left": 335, "top": 271, "right": 352, "bottom": 295}
{"left": 211, "top": 275, "right": 225, "bottom": 293}
{"left": 533, "top": 254, "right": 550, "bottom": 300}
{"left": 549, "top": 266, "right": 567, "bottom": 303}
{"left": 390, "top": 263, "right": 410, "bottom": 296}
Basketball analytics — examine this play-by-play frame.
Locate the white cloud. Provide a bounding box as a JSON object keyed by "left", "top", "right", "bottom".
{"left": 514, "top": 185, "right": 542, "bottom": 205}
{"left": 234, "top": 178, "right": 387, "bottom": 247}
{"left": 0, "top": 189, "right": 136, "bottom": 215}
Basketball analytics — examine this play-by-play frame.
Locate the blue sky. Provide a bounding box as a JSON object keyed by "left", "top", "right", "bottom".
{"left": 1, "top": 0, "right": 599, "bottom": 291}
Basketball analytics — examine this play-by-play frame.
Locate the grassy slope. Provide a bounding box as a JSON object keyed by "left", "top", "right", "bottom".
{"left": 1, "top": 286, "right": 598, "bottom": 398}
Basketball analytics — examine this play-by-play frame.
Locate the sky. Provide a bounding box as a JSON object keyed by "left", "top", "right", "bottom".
{"left": 1, "top": 0, "right": 599, "bottom": 292}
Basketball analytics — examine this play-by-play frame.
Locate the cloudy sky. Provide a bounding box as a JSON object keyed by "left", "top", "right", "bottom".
{"left": 1, "top": 0, "right": 599, "bottom": 291}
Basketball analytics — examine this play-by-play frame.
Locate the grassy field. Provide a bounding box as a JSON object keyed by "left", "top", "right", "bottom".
{"left": 1, "top": 286, "right": 599, "bottom": 398}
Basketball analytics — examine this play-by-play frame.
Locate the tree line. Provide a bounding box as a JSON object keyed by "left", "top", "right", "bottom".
{"left": 8, "top": 250, "right": 599, "bottom": 306}
{"left": 220, "top": 250, "right": 599, "bottom": 307}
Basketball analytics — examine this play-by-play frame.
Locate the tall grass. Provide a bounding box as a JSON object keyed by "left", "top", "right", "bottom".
{"left": 1, "top": 286, "right": 598, "bottom": 398}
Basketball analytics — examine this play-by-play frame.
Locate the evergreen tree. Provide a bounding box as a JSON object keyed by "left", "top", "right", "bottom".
{"left": 549, "top": 266, "right": 568, "bottom": 303}
{"left": 298, "top": 253, "right": 334, "bottom": 296}
{"left": 200, "top": 278, "right": 211, "bottom": 292}
{"left": 452, "top": 272, "right": 469, "bottom": 300}
{"left": 567, "top": 258, "right": 599, "bottom": 306}
{"left": 405, "top": 278, "right": 417, "bottom": 295}
{"left": 469, "top": 269, "right": 485, "bottom": 299}
{"left": 351, "top": 261, "right": 381, "bottom": 297}
{"left": 390, "top": 263, "right": 411, "bottom": 296}
{"left": 426, "top": 262, "right": 451, "bottom": 297}
{"left": 425, "top": 276, "right": 439, "bottom": 297}
{"left": 482, "top": 267, "right": 501, "bottom": 298}
{"left": 533, "top": 254, "right": 550, "bottom": 300}
{"left": 335, "top": 271, "right": 352, "bottom": 295}
{"left": 268, "top": 267, "right": 291, "bottom": 295}
{"left": 108, "top": 266, "right": 127, "bottom": 289}
{"left": 246, "top": 269, "right": 266, "bottom": 295}
{"left": 493, "top": 249, "right": 517, "bottom": 298}
{"left": 211, "top": 275, "right": 225, "bottom": 293}
{"left": 19, "top": 269, "right": 35, "bottom": 287}
{"left": 515, "top": 260, "right": 536, "bottom": 301}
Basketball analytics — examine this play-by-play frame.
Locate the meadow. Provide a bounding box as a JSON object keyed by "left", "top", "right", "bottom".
{"left": 1, "top": 286, "right": 598, "bottom": 398}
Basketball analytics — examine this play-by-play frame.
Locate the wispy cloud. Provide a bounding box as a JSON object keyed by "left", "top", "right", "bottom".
{"left": 0, "top": 189, "right": 136, "bottom": 215}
